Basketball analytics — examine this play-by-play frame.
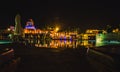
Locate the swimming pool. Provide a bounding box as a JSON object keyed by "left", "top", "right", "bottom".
{"left": 0, "top": 40, "right": 12, "bottom": 44}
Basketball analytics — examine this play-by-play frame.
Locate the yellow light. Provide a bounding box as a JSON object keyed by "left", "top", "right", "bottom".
{"left": 55, "top": 27, "right": 59, "bottom": 32}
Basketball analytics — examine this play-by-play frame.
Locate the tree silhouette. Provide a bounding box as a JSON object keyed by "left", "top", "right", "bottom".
{"left": 118, "top": 24, "right": 120, "bottom": 30}
{"left": 106, "top": 25, "right": 113, "bottom": 33}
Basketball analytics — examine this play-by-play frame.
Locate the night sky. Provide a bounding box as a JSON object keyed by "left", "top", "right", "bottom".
{"left": 0, "top": 0, "right": 120, "bottom": 32}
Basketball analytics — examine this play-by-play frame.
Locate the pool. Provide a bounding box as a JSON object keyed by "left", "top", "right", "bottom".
{"left": 0, "top": 40, "right": 12, "bottom": 44}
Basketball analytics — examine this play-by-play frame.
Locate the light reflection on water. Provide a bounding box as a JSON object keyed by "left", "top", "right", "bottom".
{"left": 96, "top": 40, "right": 120, "bottom": 47}
{"left": 26, "top": 39, "right": 96, "bottom": 48}
{"left": 25, "top": 39, "right": 120, "bottom": 48}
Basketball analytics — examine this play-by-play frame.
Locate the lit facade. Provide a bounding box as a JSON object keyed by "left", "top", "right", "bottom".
{"left": 86, "top": 29, "right": 106, "bottom": 34}
{"left": 24, "top": 19, "right": 42, "bottom": 34}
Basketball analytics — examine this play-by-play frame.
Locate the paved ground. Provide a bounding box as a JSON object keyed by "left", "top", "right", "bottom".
{"left": 15, "top": 48, "right": 97, "bottom": 72}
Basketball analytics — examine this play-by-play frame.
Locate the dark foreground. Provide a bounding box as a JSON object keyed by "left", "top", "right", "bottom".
{"left": 17, "top": 49, "right": 96, "bottom": 72}
{"left": 1, "top": 43, "right": 120, "bottom": 72}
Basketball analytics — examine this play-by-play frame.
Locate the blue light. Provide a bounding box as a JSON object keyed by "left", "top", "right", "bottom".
{"left": 25, "top": 26, "right": 36, "bottom": 29}
{"left": 25, "top": 19, "right": 36, "bottom": 29}
{"left": 64, "top": 40, "right": 66, "bottom": 43}
{"left": 70, "top": 36, "right": 72, "bottom": 40}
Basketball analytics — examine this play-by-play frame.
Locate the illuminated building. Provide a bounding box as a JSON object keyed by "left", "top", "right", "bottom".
{"left": 0, "top": 29, "right": 12, "bottom": 40}
{"left": 23, "top": 19, "right": 46, "bottom": 39}
{"left": 112, "top": 28, "right": 119, "bottom": 33}
{"left": 24, "top": 19, "right": 38, "bottom": 34}
{"left": 25, "top": 19, "right": 36, "bottom": 29}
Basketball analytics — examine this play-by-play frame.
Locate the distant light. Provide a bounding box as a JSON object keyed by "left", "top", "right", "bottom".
{"left": 7, "top": 28, "right": 11, "bottom": 31}
{"left": 55, "top": 27, "right": 59, "bottom": 32}
{"left": 7, "top": 26, "right": 15, "bottom": 31}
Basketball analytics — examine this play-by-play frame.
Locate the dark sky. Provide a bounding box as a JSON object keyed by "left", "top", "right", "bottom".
{"left": 0, "top": 0, "right": 120, "bottom": 32}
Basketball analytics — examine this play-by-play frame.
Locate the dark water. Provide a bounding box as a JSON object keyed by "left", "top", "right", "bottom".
{"left": 24, "top": 39, "right": 120, "bottom": 48}
{"left": 25, "top": 39, "right": 96, "bottom": 48}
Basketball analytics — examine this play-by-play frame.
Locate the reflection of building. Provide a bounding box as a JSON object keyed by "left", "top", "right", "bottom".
{"left": 28, "top": 39, "right": 95, "bottom": 48}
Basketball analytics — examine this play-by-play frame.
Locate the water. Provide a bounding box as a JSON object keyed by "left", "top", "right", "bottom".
{"left": 25, "top": 39, "right": 95, "bottom": 48}
{"left": 0, "top": 40, "right": 12, "bottom": 44}
{"left": 16, "top": 39, "right": 120, "bottom": 72}
{"left": 96, "top": 40, "right": 120, "bottom": 47}
{"left": 24, "top": 39, "right": 120, "bottom": 48}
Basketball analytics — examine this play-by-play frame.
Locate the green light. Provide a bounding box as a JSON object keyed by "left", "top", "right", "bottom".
{"left": 0, "top": 41, "right": 12, "bottom": 44}
{"left": 96, "top": 34, "right": 105, "bottom": 43}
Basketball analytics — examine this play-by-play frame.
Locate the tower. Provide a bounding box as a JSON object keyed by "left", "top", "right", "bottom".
{"left": 14, "top": 14, "right": 23, "bottom": 35}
